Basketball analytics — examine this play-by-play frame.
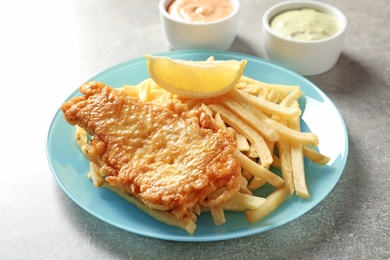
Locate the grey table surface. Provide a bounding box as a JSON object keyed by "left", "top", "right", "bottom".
{"left": 1, "top": 0, "right": 389, "bottom": 259}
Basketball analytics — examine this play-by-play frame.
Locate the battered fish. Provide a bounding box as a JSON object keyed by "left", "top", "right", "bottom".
{"left": 62, "top": 82, "right": 241, "bottom": 230}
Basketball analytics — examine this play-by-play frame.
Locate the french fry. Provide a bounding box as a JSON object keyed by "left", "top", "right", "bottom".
{"left": 272, "top": 154, "right": 281, "bottom": 169}
{"left": 227, "top": 127, "right": 236, "bottom": 138}
{"left": 235, "top": 130, "right": 250, "bottom": 152}
{"left": 235, "top": 82, "right": 261, "bottom": 95}
{"left": 246, "top": 185, "right": 288, "bottom": 223}
{"left": 202, "top": 202, "right": 246, "bottom": 212}
{"left": 248, "top": 176, "right": 267, "bottom": 190}
{"left": 257, "top": 85, "right": 270, "bottom": 100}
{"left": 75, "top": 125, "right": 87, "bottom": 149}
{"left": 290, "top": 139, "right": 310, "bottom": 199}
{"left": 240, "top": 187, "right": 253, "bottom": 195}
{"left": 88, "top": 162, "right": 105, "bottom": 187}
{"left": 122, "top": 84, "right": 139, "bottom": 97}
{"left": 303, "top": 145, "right": 331, "bottom": 165}
{"left": 206, "top": 55, "right": 215, "bottom": 62}
{"left": 234, "top": 150, "right": 284, "bottom": 188}
{"left": 277, "top": 136, "right": 295, "bottom": 197}
{"left": 289, "top": 102, "right": 310, "bottom": 199}
{"left": 237, "top": 89, "right": 301, "bottom": 120}
{"left": 209, "top": 104, "right": 273, "bottom": 167}
{"left": 231, "top": 88, "right": 319, "bottom": 146}
{"left": 267, "top": 89, "right": 281, "bottom": 104}
{"left": 193, "top": 203, "right": 201, "bottom": 216}
{"left": 241, "top": 169, "right": 253, "bottom": 180}
{"left": 214, "top": 112, "right": 228, "bottom": 132}
{"left": 159, "top": 89, "right": 173, "bottom": 105}
{"left": 210, "top": 206, "right": 226, "bottom": 225}
{"left": 240, "top": 175, "right": 249, "bottom": 189}
{"left": 239, "top": 75, "right": 300, "bottom": 93}
{"left": 201, "top": 103, "right": 214, "bottom": 118}
{"left": 227, "top": 192, "right": 266, "bottom": 210}
{"left": 181, "top": 98, "right": 202, "bottom": 110}
{"left": 138, "top": 79, "right": 152, "bottom": 101}
{"left": 265, "top": 140, "right": 276, "bottom": 161}
{"left": 263, "top": 113, "right": 318, "bottom": 146}
{"left": 220, "top": 97, "right": 279, "bottom": 143}
{"left": 248, "top": 143, "right": 259, "bottom": 159}
{"left": 279, "top": 88, "right": 303, "bottom": 107}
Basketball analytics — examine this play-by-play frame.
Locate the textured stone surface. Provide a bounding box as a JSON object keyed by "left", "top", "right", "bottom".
{"left": 1, "top": 0, "right": 389, "bottom": 259}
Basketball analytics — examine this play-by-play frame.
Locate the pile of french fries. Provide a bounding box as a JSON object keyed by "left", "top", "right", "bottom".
{"left": 117, "top": 58, "right": 330, "bottom": 227}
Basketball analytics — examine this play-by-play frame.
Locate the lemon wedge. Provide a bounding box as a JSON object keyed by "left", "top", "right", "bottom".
{"left": 145, "top": 55, "right": 247, "bottom": 98}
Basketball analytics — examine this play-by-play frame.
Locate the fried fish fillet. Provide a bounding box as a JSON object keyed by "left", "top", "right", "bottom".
{"left": 62, "top": 82, "right": 241, "bottom": 230}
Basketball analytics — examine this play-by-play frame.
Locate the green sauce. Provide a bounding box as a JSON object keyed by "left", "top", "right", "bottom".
{"left": 270, "top": 8, "right": 339, "bottom": 41}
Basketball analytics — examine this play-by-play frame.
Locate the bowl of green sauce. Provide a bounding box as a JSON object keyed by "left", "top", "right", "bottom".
{"left": 262, "top": 0, "right": 347, "bottom": 76}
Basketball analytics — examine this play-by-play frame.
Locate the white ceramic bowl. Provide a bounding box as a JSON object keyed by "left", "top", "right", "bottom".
{"left": 262, "top": 1, "right": 347, "bottom": 76}
{"left": 159, "top": 0, "right": 240, "bottom": 50}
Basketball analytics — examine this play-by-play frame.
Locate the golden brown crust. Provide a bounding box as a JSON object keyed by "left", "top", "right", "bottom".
{"left": 62, "top": 82, "right": 241, "bottom": 221}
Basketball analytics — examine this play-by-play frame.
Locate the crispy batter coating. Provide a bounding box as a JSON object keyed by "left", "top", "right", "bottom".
{"left": 62, "top": 82, "right": 241, "bottom": 220}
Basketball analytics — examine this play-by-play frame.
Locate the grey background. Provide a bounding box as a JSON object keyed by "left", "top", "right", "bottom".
{"left": 1, "top": 0, "right": 389, "bottom": 259}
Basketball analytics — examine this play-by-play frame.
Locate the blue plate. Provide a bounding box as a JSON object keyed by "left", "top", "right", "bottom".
{"left": 47, "top": 50, "right": 348, "bottom": 242}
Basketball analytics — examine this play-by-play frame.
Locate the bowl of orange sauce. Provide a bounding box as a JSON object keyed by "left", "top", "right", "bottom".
{"left": 159, "top": 0, "right": 240, "bottom": 50}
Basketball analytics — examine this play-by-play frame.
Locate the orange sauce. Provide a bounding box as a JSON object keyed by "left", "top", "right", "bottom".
{"left": 167, "top": 0, "right": 233, "bottom": 23}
